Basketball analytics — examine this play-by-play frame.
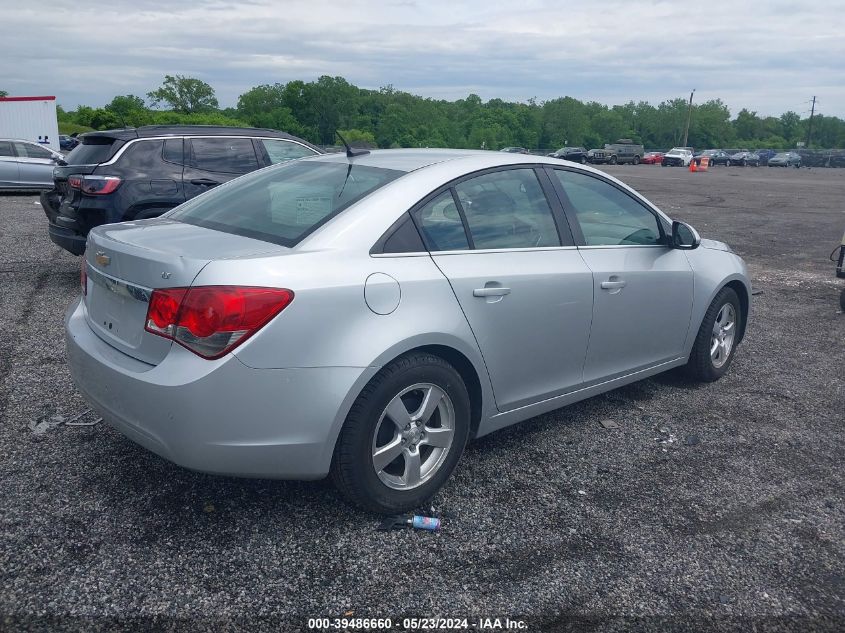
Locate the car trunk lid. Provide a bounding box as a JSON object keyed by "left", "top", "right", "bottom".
{"left": 83, "top": 219, "right": 288, "bottom": 365}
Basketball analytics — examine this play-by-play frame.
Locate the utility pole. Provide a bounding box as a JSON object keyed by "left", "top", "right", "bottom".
{"left": 682, "top": 89, "right": 695, "bottom": 148}
{"left": 805, "top": 95, "right": 816, "bottom": 147}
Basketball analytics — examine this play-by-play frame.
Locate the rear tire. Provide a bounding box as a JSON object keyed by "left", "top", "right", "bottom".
{"left": 331, "top": 352, "right": 470, "bottom": 514}
{"left": 685, "top": 287, "right": 742, "bottom": 382}
{"left": 726, "top": 159, "right": 732, "bottom": 167}
{"left": 632, "top": 155, "right": 640, "bottom": 165}
{"left": 840, "top": 288, "right": 845, "bottom": 313}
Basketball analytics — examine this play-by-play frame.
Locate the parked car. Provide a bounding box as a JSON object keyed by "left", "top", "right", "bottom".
{"left": 755, "top": 149, "right": 777, "bottom": 165}
{"left": 694, "top": 149, "right": 725, "bottom": 166}
{"left": 727, "top": 150, "right": 755, "bottom": 166}
{"left": 500, "top": 147, "right": 529, "bottom": 154}
{"left": 66, "top": 149, "right": 750, "bottom": 513}
{"left": 641, "top": 152, "right": 664, "bottom": 165}
{"left": 548, "top": 146, "right": 588, "bottom": 164}
{"left": 708, "top": 150, "right": 737, "bottom": 166}
{"left": 44, "top": 125, "right": 321, "bottom": 255}
{"left": 587, "top": 139, "right": 644, "bottom": 165}
{"left": 59, "top": 134, "right": 80, "bottom": 151}
{"left": 768, "top": 152, "right": 801, "bottom": 168}
{"left": 0, "top": 138, "right": 64, "bottom": 191}
{"left": 662, "top": 147, "right": 693, "bottom": 167}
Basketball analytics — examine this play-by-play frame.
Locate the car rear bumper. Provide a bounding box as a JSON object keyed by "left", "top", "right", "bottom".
{"left": 49, "top": 224, "right": 87, "bottom": 255}
{"left": 65, "top": 298, "right": 371, "bottom": 479}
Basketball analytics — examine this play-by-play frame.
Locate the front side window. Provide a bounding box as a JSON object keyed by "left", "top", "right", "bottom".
{"left": 553, "top": 170, "right": 663, "bottom": 246}
{"left": 413, "top": 191, "right": 470, "bottom": 251}
{"left": 260, "top": 139, "right": 317, "bottom": 164}
{"left": 169, "top": 161, "right": 403, "bottom": 247}
{"left": 189, "top": 137, "right": 258, "bottom": 174}
{"left": 454, "top": 169, "right": 560, "bottom": 249}
{"left": 14, "top": 142, "right": 53, "bottom": 159}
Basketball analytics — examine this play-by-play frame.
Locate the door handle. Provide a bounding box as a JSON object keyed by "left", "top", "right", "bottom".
{"left": 473, "top": 287, "right": 511, "bottom": 297}
{"left": 190, "top": 178, "right": 220, "bottom": 186}
{"left": 600, "top": 279, "right": 627, "bottom": 290}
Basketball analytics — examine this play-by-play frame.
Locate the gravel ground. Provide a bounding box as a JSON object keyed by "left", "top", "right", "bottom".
{"left": 0, "top": 165, "right": 843, "bottom": 632}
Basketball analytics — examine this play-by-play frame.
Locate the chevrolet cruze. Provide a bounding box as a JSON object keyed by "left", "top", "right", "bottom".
{"left": 65, "top": 149, "right": 750, "bottom": 513}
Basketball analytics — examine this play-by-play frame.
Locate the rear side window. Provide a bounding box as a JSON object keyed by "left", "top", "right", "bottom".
{"left": 66, "top": 140, "right": 116, "bottom": 165}
{"left": 413, "top": 191, "right": 470, "bottom": 251}
{"left": 189, "top": 137, "right": 258, "bottom": 174}
{"left": 0, "top": 141, "right": 13, "bottom": 157}
{"left": 14, "top": 142, "right": 53, "bottom": 159}
{"left": 168, "top": 161, "right": 403, "bottom": 247}
{"left": 259, "top": 139, "right": 317, "bottom": 164}
{"left": 454, "top": 169, "right": 561, "bottom": 249}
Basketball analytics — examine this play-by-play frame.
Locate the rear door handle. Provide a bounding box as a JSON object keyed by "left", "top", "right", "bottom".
{"left": 190, "top": 178, "right": 220, "bottom": 186}
{"left": 600, "top": 279, "right": 627, "bottom": 290}
{"left": 473, "top": 287, "right": 511, "bottom": 297}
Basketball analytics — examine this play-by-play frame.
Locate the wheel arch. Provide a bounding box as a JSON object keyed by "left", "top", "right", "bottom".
{"left": 724, "top": 279, "right": 750, "bottom": 343}
{"left": 416, "top": 344, "right": 484, "bottom": 439}
{"left": 322, "top": 335, "right": 495, "bottom": 470}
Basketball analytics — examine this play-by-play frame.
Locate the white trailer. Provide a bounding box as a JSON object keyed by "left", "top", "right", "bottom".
{"left": 0, "top": 96, "right": 60, "bottom": 152}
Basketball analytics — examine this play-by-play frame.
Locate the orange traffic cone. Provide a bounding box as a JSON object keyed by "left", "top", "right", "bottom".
{"left": 689, "top": 160, "right": 697, "bottom": 172}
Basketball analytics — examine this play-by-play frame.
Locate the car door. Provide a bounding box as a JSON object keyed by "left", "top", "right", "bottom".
{"left": 548, "top": 167, "right": 694, "bottom": 384}
{"left": 413, "top": 167, "right": 594, "bottom": 412}
{"left": 182, "top": 137, "right": 260, "bottom": 201}
{"left": 0, "top": 141, "right": 19, "bottom": 187}
{"left": 12, "top": 141, "right": 56, "bottom": 188}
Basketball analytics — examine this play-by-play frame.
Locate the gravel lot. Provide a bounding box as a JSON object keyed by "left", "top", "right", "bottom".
{"left": 1, "top": 165, "right": 843, "bottom": 632}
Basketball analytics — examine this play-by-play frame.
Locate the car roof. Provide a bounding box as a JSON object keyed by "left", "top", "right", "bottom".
{"left": 81, "top": 125, "right": 316, "bottom": 146}
{"left": 301, "top": 148, "right": 499, "bottom": 172}
{"left": 0, "top": 138, "right": 49, "bottom": 144}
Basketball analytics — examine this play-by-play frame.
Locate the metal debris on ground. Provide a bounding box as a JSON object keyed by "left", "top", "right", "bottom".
{"left": 599, "top": 419, "right": 620, "bottom": 429}
{"left": 63, "top": 408, "right": 103, "bottom": 426}
{"left": 29, "top": 415, "right": 66, "bottom": 436}
{"left": 30, "top": 409, "right": 103, "bottom": 435}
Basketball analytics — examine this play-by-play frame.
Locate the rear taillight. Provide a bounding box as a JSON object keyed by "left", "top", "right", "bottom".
{"left": 80, "top": 260, "right": 88, "bottom": 296}
{"left": 68, "top": 174, "right": 122, "bottom": 195}
{"left": 145, "top": 286, "right": 294, "bottom": 359}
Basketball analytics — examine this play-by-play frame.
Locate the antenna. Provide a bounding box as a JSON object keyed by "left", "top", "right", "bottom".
{"left": 336, "top": 130, "right": 370, "bottom": 158}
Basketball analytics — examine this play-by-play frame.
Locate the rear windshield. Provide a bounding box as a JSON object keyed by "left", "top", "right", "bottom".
{"left": 168, "top": 161, "right": 404, "bottom": 247}
{"left": 65, "top": 139, "right": 117, "bottom": 165}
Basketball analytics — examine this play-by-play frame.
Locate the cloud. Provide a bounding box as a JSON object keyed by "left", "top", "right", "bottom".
{"left": 2, "top": 0, "right": 844, "bottom": 118}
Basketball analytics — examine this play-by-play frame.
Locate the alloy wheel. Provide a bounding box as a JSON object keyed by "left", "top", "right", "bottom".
{"left": 710, "top": 303, "right": 736, "bottom": 368}
{"left": 371, "top": 383, "right": 455, "bottom": 490}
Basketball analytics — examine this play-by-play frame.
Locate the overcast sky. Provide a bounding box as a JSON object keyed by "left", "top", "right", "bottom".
{"left": 3, "top": 0, "right": 844, "bottom": 118}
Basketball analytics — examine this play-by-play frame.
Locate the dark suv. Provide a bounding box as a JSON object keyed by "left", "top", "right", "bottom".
{"left": 43, "top": 125, "right": 321, "bottom": 255}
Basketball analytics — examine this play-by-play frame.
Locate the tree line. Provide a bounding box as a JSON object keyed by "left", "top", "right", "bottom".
{"left": 36, "top": 75, "right": 845, "bottom": 150}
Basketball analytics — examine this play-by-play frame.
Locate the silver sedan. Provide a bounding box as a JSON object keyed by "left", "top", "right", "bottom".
{"left": 65, "top": 149, "right": 750, "bottom": 513}
{"left": 0, "top": 138, "right": 63, "bottom": 190}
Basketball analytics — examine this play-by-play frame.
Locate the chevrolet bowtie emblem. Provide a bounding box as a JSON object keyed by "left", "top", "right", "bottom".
{"left": 95, "top": 251, "right": 111, "bottom": 266}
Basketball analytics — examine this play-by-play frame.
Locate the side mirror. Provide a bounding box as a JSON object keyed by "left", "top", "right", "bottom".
{"left": 671, "top": 220, "right": 700, "bottom": 250}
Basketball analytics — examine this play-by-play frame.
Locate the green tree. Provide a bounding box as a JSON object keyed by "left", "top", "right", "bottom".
{"left": 236, "top": 83, "right": 304, "bottom": 135}
{"left": 0, "top": 90, "right": 7, "bottom": 97}
{"left": 147, "top": 75, "right": 219, "bottom": 114}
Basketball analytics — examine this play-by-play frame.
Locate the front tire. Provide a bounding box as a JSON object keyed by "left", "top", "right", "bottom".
{"left": 686, "top": 287, "right": 742, "bottom": 382}
{"left": 610, "top": 156, "right": 618, "bottom": 165}
{"left": 331, "top": 352, "right": 470, "bottom": 514}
